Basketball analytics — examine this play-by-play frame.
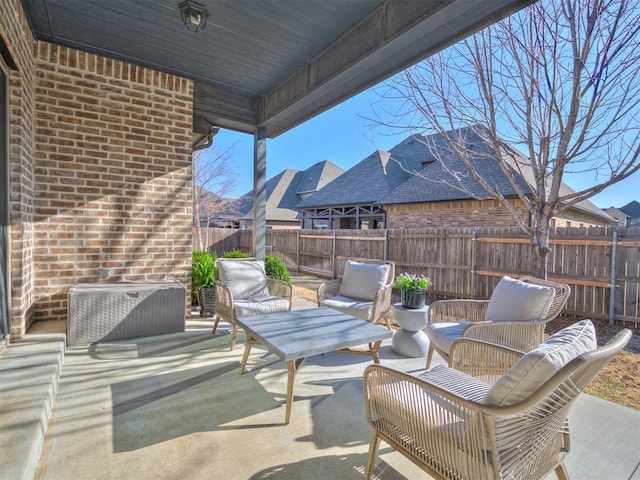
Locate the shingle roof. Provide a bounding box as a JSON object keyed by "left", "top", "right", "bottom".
{"left": 298, "top": 125, "right": 611, "bottom": 223}
{"left": 620, "top": 200, "right": 640, "bottom": 218}
{"left": 227, "top": 160, "right": 344, "bottom": 222}
{"left": 296, "top": 160, "right": 344, "bottom": 194}
{"left": 296, "top": 148, "right": 417, "bottom": 208}
{"left": 379, "top": 127, "right": 532, "bottom": 204}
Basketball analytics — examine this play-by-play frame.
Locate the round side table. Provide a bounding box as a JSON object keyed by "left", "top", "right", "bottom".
{"left": 391, "top": 303, "right": 429, "bottom": 358}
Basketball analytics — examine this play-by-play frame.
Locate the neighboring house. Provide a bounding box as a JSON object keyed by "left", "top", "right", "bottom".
{"left": 297, "top": 126, "right": 613, "bottom": 229}
{"left": 603, "top": 206, "right": 629, "bottom": 227}
{"left": 223, "top": 161, "right": 344, "bottom": 229}
{"left": 619, "top": 201, "right": 640, "bottom": 227}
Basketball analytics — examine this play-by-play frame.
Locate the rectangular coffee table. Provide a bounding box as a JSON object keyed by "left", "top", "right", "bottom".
{"left": 235, "top": 307, "right": 393, "bottom": 424}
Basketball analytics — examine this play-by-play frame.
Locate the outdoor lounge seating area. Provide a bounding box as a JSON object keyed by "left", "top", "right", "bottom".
{"left": 3, "top": 0, "right": 640, "bottom": 479}
{"left": 7, "top": 283, "right": 636, "bottom": 480}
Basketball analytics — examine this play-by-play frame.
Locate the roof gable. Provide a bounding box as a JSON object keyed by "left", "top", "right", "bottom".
{"left": 620, "top": 200, "right": 640, "bottom": 217}
{"left": 225, "top": 161, "right": 344, "bottom": 222}
{"left": 296, "top": 149, "right": 412, "bottom": 208}
{"left": 231, "top": 169, "right": 303, "bottom": 221}
{"left": 296, "top": 160, "right": 345, "bottom": 194}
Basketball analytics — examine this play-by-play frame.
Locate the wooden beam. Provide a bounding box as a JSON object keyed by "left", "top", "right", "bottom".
{"left": 259, "top": 0, "right": 535, "bottom": 137}
{"left": 194, "top": 82, "right": 258, "bottom": 133}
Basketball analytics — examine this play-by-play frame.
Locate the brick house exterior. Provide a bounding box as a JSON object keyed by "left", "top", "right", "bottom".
{"left": 298, "top": 130, "right": 613, "bottom": 231}
{"left": 2, "top": 0, "right": 193, "bottom": 337}
{"left": 386, "top": 199, "right": 611, "bottom": 229}
{"left": 385, "top": 200, "right": 529, "bottom": 229}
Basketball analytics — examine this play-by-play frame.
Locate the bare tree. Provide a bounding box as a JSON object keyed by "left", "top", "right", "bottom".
{"left": 193, "top": 143, "right": 238, "bottom": 251}
{"left": 380, "top": 0, "right": 640, "bottom": 278}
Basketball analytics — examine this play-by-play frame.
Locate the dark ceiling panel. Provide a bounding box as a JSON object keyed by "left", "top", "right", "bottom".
{"left": 22, "top": 0, "right": 380, "bottom": 96}
{"left": 20, "top": 0, "right": 535, "bottom": 137}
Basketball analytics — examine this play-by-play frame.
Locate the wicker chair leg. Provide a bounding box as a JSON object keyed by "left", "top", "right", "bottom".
{"left": 229, "top": 324, "right": 238, "bottom": 351}
{"left": 555, "top": 464, "right": 570, "bottom": 480}
{"left": 426, "top": 343, "right": 434, "bottom": 369}
{"left": 364, "top": 430, "right": 381, "bottom": 480}
{"left": 211, "top": 316, "right": 221, "bottom": 334}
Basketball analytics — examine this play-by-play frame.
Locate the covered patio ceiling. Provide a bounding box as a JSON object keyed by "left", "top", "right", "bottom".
{"left": 21, "top": 0, "right": 535, "bottom": 139}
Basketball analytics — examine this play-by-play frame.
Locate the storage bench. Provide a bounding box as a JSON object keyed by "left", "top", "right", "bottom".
{"left": 67, "top": 281, "right": 186, "bottom": 345}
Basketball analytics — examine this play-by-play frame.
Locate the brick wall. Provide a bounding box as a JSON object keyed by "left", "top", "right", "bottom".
{"left": 385, "top": 199, "right": 610, "bottom": 230}
{"left": 385, "top": 200, "right": 530, "bottom": 229}
{"left": 30, "top": 43, "right": 193, "bottom": 324}
{"left": 1, "top": 0, "right": 37, "bottom": 338}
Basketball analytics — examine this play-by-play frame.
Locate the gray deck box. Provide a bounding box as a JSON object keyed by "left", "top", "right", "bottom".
{"left": 68, "top": 281, "right": 186, "bottom": 346}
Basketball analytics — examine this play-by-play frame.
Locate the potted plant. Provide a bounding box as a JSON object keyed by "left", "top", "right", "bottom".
{"left": 192, "top": 250, "right": 217, "bottom": 317}
{"left": 393, "top": 272, "right": 431, "bottom": 309}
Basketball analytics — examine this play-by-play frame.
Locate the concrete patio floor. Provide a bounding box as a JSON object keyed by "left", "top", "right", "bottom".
{"left": 13, "top": 293, "right": 640, "bottom": 480}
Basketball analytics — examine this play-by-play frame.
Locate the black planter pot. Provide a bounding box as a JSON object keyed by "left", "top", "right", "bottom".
{"left": 400, "top": 289, "right": 427, "bottom": 309}
{"left": 197, "top": 287, "right": 216, "bottom": 317}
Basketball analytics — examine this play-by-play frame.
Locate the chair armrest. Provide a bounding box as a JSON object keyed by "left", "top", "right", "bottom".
{"left": 215, "top": 281, "right": 235, "bottom": 321}
{"left": 461, "top": 321, "right": 545, "bottom": 353}
{"left": 363, "top": 364, "right": 491, "bottom": 472}
{"left": 449, "top": 338, "right": 524, "bottom": 382}
{"left": 267, "top": 279, "right": 293, "bottom": 310}
{"left": 317, "top": 279, "right": 342, "bottom": 305}
{"left": 369, "top": 284, "right": 393, "bottom": 324}
{"left": 428, "top": 299, "right": 489, "bottom": 323}
{"left": 364, "top": 364, "right": 487, "bottom": 420}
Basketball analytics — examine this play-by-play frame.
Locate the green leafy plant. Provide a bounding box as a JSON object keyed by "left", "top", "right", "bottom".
{"left": 222, "top": 249, "right": 250, "bottom": 258}
{"left": 192, "top": 250, "right": 217, "bottom": 290}
{"left": 393, "top": 272, "right": 431, "bottom": 291}
{"left": 192, "top": 249, "right": 212, "bottom": 267}
{"left": 264, "top": 254, "right": 290, "bottom": 282}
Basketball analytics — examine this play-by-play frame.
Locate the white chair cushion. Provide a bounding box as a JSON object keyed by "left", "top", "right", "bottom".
{"left": 484, "top": 319, "right": 597, "bottom": 406}
{"left": 320, "top": 295, "right": 372, "bottom": 321}
{"left": 424, "top": 322, "right": 472, "bottom": 354}
{"left": 234, "top": 296, "right": 290, "bottom": 317}
{"left": 218, "top": 260, "right": 269, "bottom": 299}
{"left": 338, "top": 260, "right": 390, "bottom": 301}
{"left": 486, "top": 276, "right": 554, "bottom": 322}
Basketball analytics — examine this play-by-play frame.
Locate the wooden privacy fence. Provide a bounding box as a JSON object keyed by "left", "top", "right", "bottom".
{"left": 197, "top": 226, "right": 640, "bottom": 327}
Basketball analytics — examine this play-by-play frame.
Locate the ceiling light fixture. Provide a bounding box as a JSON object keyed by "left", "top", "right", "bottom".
{"left": 179, "top": 1, "right": 208, "bottom": 33}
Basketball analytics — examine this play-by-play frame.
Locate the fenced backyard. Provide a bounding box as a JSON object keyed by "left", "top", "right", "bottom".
{"left": 196, "top": 226, "right": 640, "bottom": 327}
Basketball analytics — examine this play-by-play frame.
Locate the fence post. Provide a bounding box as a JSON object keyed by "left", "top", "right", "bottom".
{"left": 296, "top": 230, "right": 300, "bottom": 273}
{"left": 471, "top": 229, "right": 478, "bottom": 298}
{"left": 609, "top": 227, "right": 618, "bottom": 326}
{"left": 383, "top": 229, "right": 388, "bottom": 261}
{"left": 332, "top": 230, "right": 337, "bottom": 278}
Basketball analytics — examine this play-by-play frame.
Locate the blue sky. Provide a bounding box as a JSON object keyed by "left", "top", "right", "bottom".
{"left": 206, "top": 87, "right": 638, "bottom": 210}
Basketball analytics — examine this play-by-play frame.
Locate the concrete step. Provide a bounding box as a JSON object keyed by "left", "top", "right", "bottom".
{"left": 0, "top": 321, "right": 65, "bottom": 480}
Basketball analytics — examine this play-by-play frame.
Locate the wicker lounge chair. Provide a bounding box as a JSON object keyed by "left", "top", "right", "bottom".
{"left": 317, "top": 259, "right": 395, "bottom": 361}
{"left": 317, "top": 259, "right": 395, "bottom": 329}
{"left": 363, "top": 320, "right": 632, "bottom": 480}
{"left": 425, "top": 275, "right": 571, "bottom": 368}
{"left": 212, "top": 258, "right": 292, "bottom": 350}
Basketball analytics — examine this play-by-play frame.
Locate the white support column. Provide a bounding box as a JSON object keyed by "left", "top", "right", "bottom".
{"left": 253, "top": 127, "right": 267, "bottom": 259}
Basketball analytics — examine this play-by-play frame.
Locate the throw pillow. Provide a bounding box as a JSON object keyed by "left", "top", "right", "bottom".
{"left": 486, "top": 276, "right": 555, "bottom": 322}
{"left": 338, "top": 260, "right": 390, "bottom": 301}
{"left": 483, "top": 319, "right": 597, "bottom": 406}
{"left": 218, "top": 260, "right": 269, "bottom": 299}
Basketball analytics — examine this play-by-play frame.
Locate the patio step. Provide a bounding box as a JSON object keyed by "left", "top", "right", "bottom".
{"left": 0, "top": 321, "right": 66, "bottom": 480}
